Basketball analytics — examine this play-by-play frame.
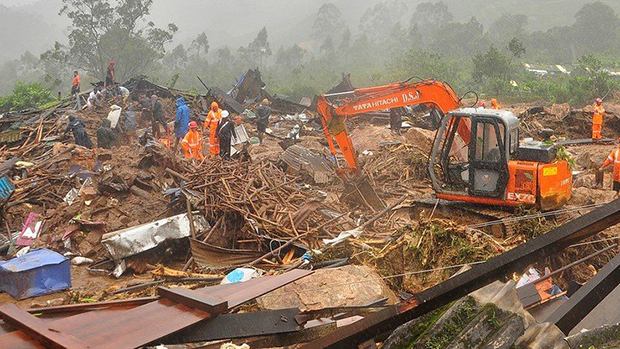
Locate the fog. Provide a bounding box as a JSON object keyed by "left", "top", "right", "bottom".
{"left": 2, "top": 0, "right": 620, "bottom": 63}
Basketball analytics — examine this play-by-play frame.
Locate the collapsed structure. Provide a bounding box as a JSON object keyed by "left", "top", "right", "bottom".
{"left": 1, "top": 71, "right": 620, "bottom": 348}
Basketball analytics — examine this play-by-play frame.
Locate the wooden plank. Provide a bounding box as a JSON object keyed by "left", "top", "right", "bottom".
{"left": 158, "top": 287, "right": 228, "bottom": 314}
{"left": 48, "top": 299, "right": 210, "bottom": 349}
{"left": 0, "top": 304, "right": 86, "bottom": 349}
{"left": 27, "top": 297, "right": 157, "bottom": 318}
{"left": 0, "top": 269, "right": 314, "bottom": 348}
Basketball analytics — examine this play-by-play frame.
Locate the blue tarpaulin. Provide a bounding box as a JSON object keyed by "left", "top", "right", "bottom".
{"left": 0, "top": 249, "right": 71, "bottom": 299}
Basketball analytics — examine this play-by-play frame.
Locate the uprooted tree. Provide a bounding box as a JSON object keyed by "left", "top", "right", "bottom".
{"left": 41, "top": 0, "right": 178, "bottom": 82}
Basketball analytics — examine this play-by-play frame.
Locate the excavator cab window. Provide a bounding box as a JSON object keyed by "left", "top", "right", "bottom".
{"left": 438, "top": 115, "right": 471, "bottom": 191}
{"left": 509, "top": 128, "right": 518, "bottom": 155}
{"left": 468, "top": 117, "right": 509, "bottom": 198}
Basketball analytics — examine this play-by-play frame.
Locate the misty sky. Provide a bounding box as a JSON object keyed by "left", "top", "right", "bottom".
{"left": 1, "top": 0, "right": 620, "bottom": 63}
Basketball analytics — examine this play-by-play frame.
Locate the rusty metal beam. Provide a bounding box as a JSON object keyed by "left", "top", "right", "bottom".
{"left": 302, "top": 198, "right": 620, "bottom": 348}
{"left": 546, "top": 250, "right": 620, "bottom": 334}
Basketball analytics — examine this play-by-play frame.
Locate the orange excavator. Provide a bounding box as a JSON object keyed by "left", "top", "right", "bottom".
{"left": 317, "top": 79, "right": 572, "bottom": 211}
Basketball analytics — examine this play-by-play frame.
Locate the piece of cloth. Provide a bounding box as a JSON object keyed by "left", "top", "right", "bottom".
{"left": 181, "top": 129, "right": 204, "bottom": 160}
{"left": 603, "top": 148, "right": 620, "bottom": 182}
{"left": 175, "top": 97, "right": 191, "bottom": 139}
{"left": 256, "top": 104, "right": 272, "bottom": 133}
{"left": 65, "top": 117, "right": 92, "bottom": 149}
{"left": 217, "top": 119, "right": 237, "bottom": 160}
{"left": 96, "top": 119, "right": 117, "bottom": 149}
{"left": 204, "top": 108, "right": 222, "bottom": 155}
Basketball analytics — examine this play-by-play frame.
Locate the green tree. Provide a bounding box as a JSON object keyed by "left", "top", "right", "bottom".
{"left": 488, "top": 14, "right": 529, "bottom": 43}
{"left": 572, "top": 1, "right": 620, "bottom": 56}
{"left": 472, "top": 45, "right": 510, "bottom": 82}
{"left": 190, "top": 32, "right": 210, "bottom": 57}
{"left": 0, "top": 82, "right": 54, "bottom": 113}
{"left": 275, "top": 44, "right": 307, "bottom": 69}
{"left": 359, "top": 3, "right": 393, "bottom": 42}
{"left": 313, "top": 3, "right": 344, "bottom": 42}
{"left": 239, "top": 27, "right": 272, "bottom": 67}
{"left": 42, "top": 0, "right": 177, "bottom": 81}
{"left": 409, "top": 1, "right": 453, "bottom": 45}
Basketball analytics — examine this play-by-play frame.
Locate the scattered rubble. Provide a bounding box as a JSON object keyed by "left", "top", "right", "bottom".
{"left": 2, "top": 74, "right": 620, "bottom": 348}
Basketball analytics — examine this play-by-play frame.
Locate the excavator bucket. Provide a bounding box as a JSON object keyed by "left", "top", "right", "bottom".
{"left": 340, "top": 177, "right": 385, "bottom": 211}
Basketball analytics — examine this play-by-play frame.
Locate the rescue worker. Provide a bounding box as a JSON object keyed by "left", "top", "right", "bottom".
{"left": 600, "top": 137, "right": 620, "bottom": 196}
{"left": 105, "top": 60, "right": 115, "bottom": 88}
{"left": 491, "top": 98, "right": 501, "bottom": 110}
{"left": 64, "top": 115, "right": 93, "bottom": 149}
{"left": 87, "top": 87, "right": 101, "bottom": 109}
{"left": 121, "top": 105, "right": 138, "bottom": 143}
{"left": 592, "top": 98, "right": 605, "bottom": 141}
{"left": 151, "top": 95, "right": 167, "bottom": 138}
{"left": 181, "top": 121, "right": 204, "bottom": 160}
{"left": 175, "top": 97, "right": 190, "bottom": 147}
{"left": 116, "top": 84, "right": 130, "bottom": 105}
{"left": 72, "top": 70, "right": 81, "bottom": 110}
{"left": 217, "top": 113, "right": 241, "bottom": 160}
{"left": 389, "top": 108, "right": 402, "bottom": 135}
{"left": 256, "top": 99, "right": 271, "bottom": 144}
{"left": 138, "top": 93, "right": 151, "bottom": 127}
{"left": 203, "top": 101, "right": 222, "bottom": 156}
{"left": 96, "top": 118, "right": 117, "bottom": 149}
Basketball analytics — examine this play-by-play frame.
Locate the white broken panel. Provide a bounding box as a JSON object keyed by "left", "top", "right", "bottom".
{"left": 101, "top": 212, "right": 209, "bottom": 260}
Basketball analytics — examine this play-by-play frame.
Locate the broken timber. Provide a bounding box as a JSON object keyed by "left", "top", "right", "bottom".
{"left": 303, "top": 198, "right": 620, "bottom": 348}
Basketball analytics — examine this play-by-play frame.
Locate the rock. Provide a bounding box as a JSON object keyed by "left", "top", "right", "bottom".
{"left": 550, "top": 103, "right": 570, "bottom": 118}
{"left": 256, "top": 265, "right": 397, "bottom": 311}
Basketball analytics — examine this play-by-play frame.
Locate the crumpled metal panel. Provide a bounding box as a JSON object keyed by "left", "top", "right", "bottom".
{"left": 101, "top": 213, "right": 209, "bottom": 260}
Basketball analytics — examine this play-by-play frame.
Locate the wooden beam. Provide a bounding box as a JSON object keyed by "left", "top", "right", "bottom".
{"left": 0, "top": 304, "right": 87, "bottom": 349}
{"left": 158, "top": 287, "right": 227, "bottom": 314}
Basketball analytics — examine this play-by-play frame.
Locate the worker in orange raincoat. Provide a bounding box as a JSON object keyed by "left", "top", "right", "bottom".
{"left": 491, "top": 98, "right": 501, "bottom": 110}
{"left": 181, "top": 121, "right": 204, "bottom": 160}
{"left": 600, "top": 137, "right": 620, "bottom": 196}
{"left": 203, "top": 101, "right": 222, "bottom": 156}
{"left": 592, "top": 98, "right": 605, "bottom": 141}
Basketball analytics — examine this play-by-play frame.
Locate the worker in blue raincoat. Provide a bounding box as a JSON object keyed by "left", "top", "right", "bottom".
{"left": 174, "top": 97, "right": 190, "bottom": 148}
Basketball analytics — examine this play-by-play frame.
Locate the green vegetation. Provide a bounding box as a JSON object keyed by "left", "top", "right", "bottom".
{"left": 1, "top": 0, "right": 620, "bottom": 108}
{"left": 0, "top": 82, "right": 54, "bottom": 113}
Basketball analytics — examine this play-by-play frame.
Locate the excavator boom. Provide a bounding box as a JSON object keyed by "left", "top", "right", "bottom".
{"left": 317, "top": 79, "right": 461, "bottom": 177}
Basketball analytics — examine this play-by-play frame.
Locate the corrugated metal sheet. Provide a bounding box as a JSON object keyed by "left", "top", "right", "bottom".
{"left": 279, "top": 145, "right": 333, "bottom": 184}
{"left": 190, "top": 238, "right": 262, "bottom": 269}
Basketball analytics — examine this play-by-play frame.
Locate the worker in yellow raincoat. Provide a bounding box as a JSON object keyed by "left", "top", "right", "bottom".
{"left": 203, "top": 101, "right": 222, "bottom": 156}
{"left": 592, "top": 98, "right": 605, "bottom": 141}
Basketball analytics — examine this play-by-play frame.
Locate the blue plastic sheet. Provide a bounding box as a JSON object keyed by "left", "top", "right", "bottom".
{"left": 0, "top": 249, "right": 71, "bottom": 299}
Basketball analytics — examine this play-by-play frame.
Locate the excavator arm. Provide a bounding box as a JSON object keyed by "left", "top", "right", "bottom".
{"left": 317, "top": 79, "right": 462, "bottom": 178}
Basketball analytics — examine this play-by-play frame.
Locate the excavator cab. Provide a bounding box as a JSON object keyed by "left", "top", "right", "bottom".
{"left": 429, "top": 108, "right": 571, "bottom": 210}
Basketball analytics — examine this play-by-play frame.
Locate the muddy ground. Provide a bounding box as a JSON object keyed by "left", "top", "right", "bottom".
{"left": 4, "top": 97, "right": 620, "bottom": 316}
